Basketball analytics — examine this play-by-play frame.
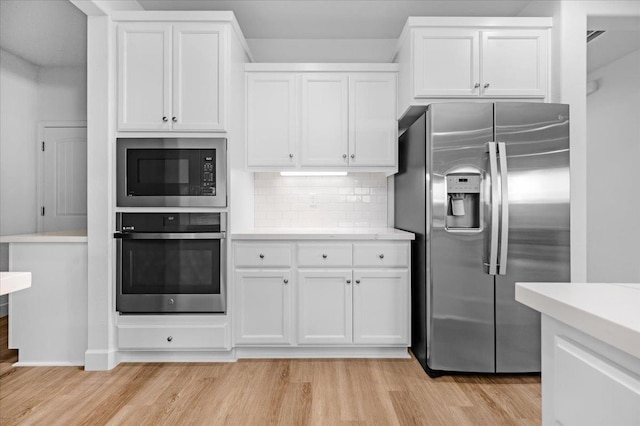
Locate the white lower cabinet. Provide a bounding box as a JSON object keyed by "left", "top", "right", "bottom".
{"left": 297, "top": 270, "right": 353, "bottom": 344}
{"left": 232, "top": 241, "right": 411, "bottom": 349}
{"left": 353, "top": 269, "right": 409, "bottom": 345}
{"left": 234, "top": 270, "right": 292, "bottom": 345}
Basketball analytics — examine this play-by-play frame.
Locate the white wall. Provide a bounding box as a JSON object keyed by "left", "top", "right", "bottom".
{"left": 246, "top": 39, "right": 397, "bottom": 62}
{"left": 0, "top": 49, "right": 39, "bottom": 236}
{"left": 0, "top": 48, "right": 86, "bottom": 237}
{"left": 586, "top": 49, "right": 640, "bottom": 283}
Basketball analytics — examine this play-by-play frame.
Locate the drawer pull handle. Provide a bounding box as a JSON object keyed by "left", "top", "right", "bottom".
{"left": 284, "top": 279, "right": 289, "bottom": 284}
{"left": 343, "top": 154, "right": 347, "bottom": 159}
{"left": 356, "top": 280, "right": 361, "bottom": 284}
{"left": 172, "top": 116, "right": 177, "bottom": 122}
{"left": 289, "top": 153, "right": 294, "bottom": 158}
{"left": 322, "top": 254, "right": 327, "bottom": 259}
{"left": 259, "top": 254, "right": 264, "bottom": 259}
{"left": 167, "top": 336, "right": 173, "bottom": 342}
{"left": 346, "top": 280, "right": 351, "bottom": 284}
{"left": 162, "top": 116, "right": 168, "bottom": 122}
{"left": 379, "top": 254, "right": 385, "bottom": 259}
{"left": 484, "top": 83, "right": 490, "bottom": 89}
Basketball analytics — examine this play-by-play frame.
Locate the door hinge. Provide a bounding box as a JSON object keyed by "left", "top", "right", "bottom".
{"left": 42, "top": 141, "right": 45, "bottom": 151}
{"left": 41, "top": 206, "right": 45, "bottom": 216}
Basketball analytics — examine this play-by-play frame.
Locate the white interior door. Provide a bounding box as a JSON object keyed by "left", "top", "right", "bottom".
{"left": 41, "top": 126, "right": 87, "bottom": 232}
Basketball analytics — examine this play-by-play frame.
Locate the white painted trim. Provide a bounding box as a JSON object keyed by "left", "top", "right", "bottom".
{"left": 12, "top": 361, "right": 84, "bottom": 367}
{"left": 118, "top": 350, "right": 238, "bottom": 364}
{"left": 115, "top": 131, "right": 228, "bottom": 138}
{"left": 84, "top": 348, "right": 119, "bottom": 371}
{"left": 36, "top": 121, "right": 88, "bottom": 233}
{"left": 245, "top": 63, "right": 399, "bottom": 72}
{"left": 236, "top": 346, "right": 410, "bottom": 359}
{"left": 70, "top": 0, "right": 143, "bottom": 17}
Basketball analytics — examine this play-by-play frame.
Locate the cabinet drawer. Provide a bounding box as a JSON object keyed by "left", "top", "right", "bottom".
{"left": 118, "top": 325, "right": 227, "bottom": 350}
{"left": 353, "top": 243, "right": 409, "bottom": 267}
{"left": 234, "top": 243, "right": 293, "bottom": 268}
{"left": 297, "top": 243, "right": 352, "bottom": 267}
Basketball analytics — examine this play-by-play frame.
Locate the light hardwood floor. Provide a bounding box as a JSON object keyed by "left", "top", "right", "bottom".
{"left": 0, "top": 317, "right": 541, "bottom": 425}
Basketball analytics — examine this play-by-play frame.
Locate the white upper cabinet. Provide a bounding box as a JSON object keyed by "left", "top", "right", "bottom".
{"left": 413, "top": 29, "right": 480, "bottom": 98}
{"left": 300, "top": 74, "right": 349, "bottom": 166}
{"left": 172, "top": 24, "right": 224, "bottom": 131}
{"left": 117, "top": 22, "right": 226, "bottom": 132}
{"left": 481, "top": 30, "right": 548, "bottom": 98}
{"left": 245, "top": 65, "right": 398, "bottom": 172}
{"left": 246, "top": 73, "right": 297, "bottom": 167}
{"left": 118, "top": 23, "right": 172, "bottom": 131}
{"left": 349, "top": 73, "right": 397, "bottom": 167}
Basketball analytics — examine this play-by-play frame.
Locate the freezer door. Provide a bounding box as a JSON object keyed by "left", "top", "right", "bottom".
{"left": 494, "top": 103, "right": 570, "bottom": 373}
{"left": 428, "top": 103, "right": 496, "bottom": 373}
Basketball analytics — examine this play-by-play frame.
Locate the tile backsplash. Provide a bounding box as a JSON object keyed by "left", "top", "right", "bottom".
{"left": 254, "top": 173, "right": 387, "bottom": 228}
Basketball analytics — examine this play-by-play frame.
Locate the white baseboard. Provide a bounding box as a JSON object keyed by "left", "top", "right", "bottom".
{"left": 12, "top": 361, "right": 83, "bottom": 367}
{"left": 84, "top": 348, "right": 119, "bottom": 371}
{"left": 236, "top": 346, "right": 410, "bottom": 359}
{"left": 118, "top": 349, "right": 238, "bottom": 363}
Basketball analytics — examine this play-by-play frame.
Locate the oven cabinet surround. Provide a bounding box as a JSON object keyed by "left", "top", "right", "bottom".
{"left": 516, "top": 283, "right": 640, "bottom": 425}
{"left": 231, "top": 230, "right": 414, "bottom": 357}
{"left": 114, "top": 12, "right": 252, "bottom": 133}
{"left": 245, "top": 64, "right": 398, "bottom": 173}
{"left": 394, "top": 17, "right": 551, "bottom": 122}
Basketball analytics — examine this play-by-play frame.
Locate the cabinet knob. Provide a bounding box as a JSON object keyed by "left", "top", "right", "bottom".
{"left": 284, "top": 279, "right": 289, "bottom": 284}
{"left": 167, "top": 336, "right": 173, "bottom": 342}
{"left": 259, "top": 253, "right": 264, "bottom": 259}
{"left": 168, "top": 298, "right": 175, "bottom": 305}
{"left": 379, "top": 254, "right": 385, "bottom": 259}
{"left": 322, "top": 254, "right": 327, "bottom": 259}
{"left": 162, "top": 116, "right": 168, "bottom": 122}
{"left": 350, "top": 154, "right": 355, "bottom": 159}
{"left": 289, "top": 153, "right": 294, "bottom": 158}
{"left": 356, "top": 280, "right": 361, "bottom": 284}
{"left": 474, "top": 83, "right": 480, "bottom": 89}
{"left": 346, "top": 279, "right": 351, "bottom": 284}
{"left": 172, "top": 116, "right": 177, "bottom": 122}
{"left": 343, "top": 154, "right": 347, "bottom": 159}
{"left": 484, "top": 83, "right": 490, "bottom": 89}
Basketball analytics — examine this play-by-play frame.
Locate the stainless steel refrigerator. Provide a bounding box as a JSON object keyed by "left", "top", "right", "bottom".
{"left": 395, "top": 102, "right": 570, "bottom": 376}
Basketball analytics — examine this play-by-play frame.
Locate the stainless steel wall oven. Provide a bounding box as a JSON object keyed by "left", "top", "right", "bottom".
{"left": 117, "top": 138, "right": 227, "bottom": 207}
{"left": 115, "top": 212, "right": 226, "bottom": 313}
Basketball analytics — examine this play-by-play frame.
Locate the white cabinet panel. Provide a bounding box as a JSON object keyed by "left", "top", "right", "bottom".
{"left": 413, "top": 29, "right": 480, "bottom": 98}
{"left": 234, "top": 242, "right": 293, "bottom": 268}
{"left": 298, "top": 270, "right": 352, "bottom": 344}
{"left": 300, "top": 74, "right": 349, "bottom": 166}
{"left": 172, "top": 24, "right": 224, "bottom": 131}
{"left": 247, "top": 73, "right": 297, "bottom": 167}
{"left": 235, "top": 270, "right": 292, "bottom": 344}
{"left": 118, "top": 324, "right": 227, "bottom": 350}
{"left": 117, "top": 23, "right": 171, "bottom": 131}
{"left": 297, "top": 243, "right": 352, "bottom": 268}
{"left": 353, "top": 242, "right": 409, "bottom": 267}
{"left": 481, "top": 30, "right": 548, "bottom": 97}
{"left": 353, "top": 269, "right": 409, "bottom": 345}
{"left": 349, "top": 73, "right": 397, "bottom": 167}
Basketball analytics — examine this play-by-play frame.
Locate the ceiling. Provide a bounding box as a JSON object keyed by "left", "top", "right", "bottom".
{"left": 137, "top": 0, "right": 533, "bottom": 39}
{"left": 587, "top": 17, "right": 640, "bottom": 74}
{"left": 0, "top": 0, "right": 87, "bottom": 67}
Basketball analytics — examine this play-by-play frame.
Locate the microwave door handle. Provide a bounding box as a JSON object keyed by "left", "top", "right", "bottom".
{"left": 114, "top": 232, "right": 226, "bottom": 240}
{"left": 497, "top": 142, "right": 509, "bottom": 275}
{"left": 486, "top": 142, "right": 499, "bottom": 276}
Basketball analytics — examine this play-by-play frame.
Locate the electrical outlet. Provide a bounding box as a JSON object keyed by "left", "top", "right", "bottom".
{"left": 309, "top": 192, "right": 317, "bottom": 208}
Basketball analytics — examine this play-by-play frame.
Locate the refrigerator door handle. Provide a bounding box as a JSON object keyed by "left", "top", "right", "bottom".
{"left": 497, "top": 142, "right": 509, "bottom": 275}
{"left": 487, "top": 142, "right": 499, "bottom": 275}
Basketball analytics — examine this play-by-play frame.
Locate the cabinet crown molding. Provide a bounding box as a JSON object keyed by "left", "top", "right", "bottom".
{"left": 245, "top": 63, "right": 399, "bottom": 73}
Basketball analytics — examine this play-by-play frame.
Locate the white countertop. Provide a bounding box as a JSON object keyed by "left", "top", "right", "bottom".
{"left": 0, "top": 229, "right": 87, "bottom": 243}
{"left": 0, "top": 272, "right": 32, "bottom": 296}
{"left": 516, "top": 282, "right": 640, "bottom": 359}
{"left": 231, "top": 227, "right": 415, "bottom": 240}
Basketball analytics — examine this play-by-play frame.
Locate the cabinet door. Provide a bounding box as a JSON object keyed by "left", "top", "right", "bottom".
{"left": 413, "top": 29, "right": 481, "bottom": 98}
{"left": 117, "top": 23, "right": 172, "bottom": 131}
{"left": 481, "top": 30, "right": 548, "bottom": 98}
{"left": 298, "top": 270, "right": 352, "bottom": 344}
{"left": 234, "top": 270, "right": 292, "bottom": 345}
{"left": 247, "top": 73, "right": 297, "bottom": 167}
{"left": 353, "top": 269, "right": 409, "bottom": 345}
{"left": 172, "top": 23, "right": 224, "bottom": 131}
{"left": 300, "top": 74, "right": 349, "bottom": 166}
{"left": 348, "top": 73, "right": 397, "bottom": 167}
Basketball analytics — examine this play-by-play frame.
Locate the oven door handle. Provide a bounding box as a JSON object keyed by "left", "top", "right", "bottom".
{"left": 113, "top": 232, "right": 226, "bottom": 240}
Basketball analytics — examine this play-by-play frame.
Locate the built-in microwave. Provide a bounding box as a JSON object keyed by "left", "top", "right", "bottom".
{"left": 116, "top": 138, "right": 227, "bottom": 207}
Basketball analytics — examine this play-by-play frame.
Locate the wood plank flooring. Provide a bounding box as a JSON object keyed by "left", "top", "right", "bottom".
{"left": 0, "top": 316, "right": 541, "bottom": 425}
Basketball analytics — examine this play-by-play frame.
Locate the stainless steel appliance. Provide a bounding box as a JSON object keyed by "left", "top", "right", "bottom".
{"left": 115, "top": 212, "right": 226, "bottom": 313}
{"left": 395, "top": 102, "right": 570, "bottom": 375}
{"left": 117, "top": 138, "right": 227, "bottom": 207}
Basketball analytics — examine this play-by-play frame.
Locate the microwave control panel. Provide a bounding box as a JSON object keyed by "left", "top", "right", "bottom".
{"left": 200, "top": 153, "right": 216, "bottom": 195}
